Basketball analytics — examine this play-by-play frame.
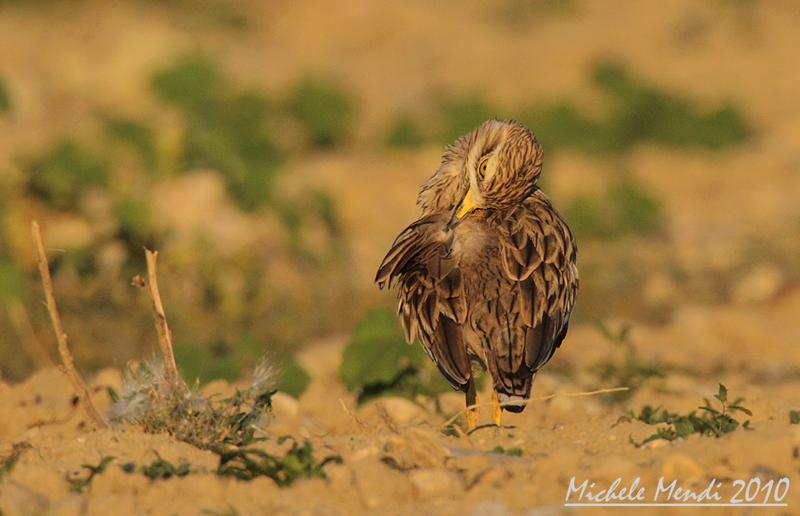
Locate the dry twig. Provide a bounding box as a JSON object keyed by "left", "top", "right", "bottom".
{"left": 441, "top": 387, "right": 630, "bottom": 429}
{"left": 132, "top": 249, "right": 182, "bottom": 390}
{"left": 31, "top": 221, "right": 107, "bottom": 429}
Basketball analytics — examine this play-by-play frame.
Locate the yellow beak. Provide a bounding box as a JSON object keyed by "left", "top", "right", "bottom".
{"left": 456, "top": 187, "right": 477, "bottom": 219}
{"left": 448, "top": 187, "right": 478, "bottom": 229}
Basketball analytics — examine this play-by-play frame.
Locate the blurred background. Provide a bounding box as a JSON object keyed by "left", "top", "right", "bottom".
{"left": 1, "top": 0, "right": 799, "bottom": 399}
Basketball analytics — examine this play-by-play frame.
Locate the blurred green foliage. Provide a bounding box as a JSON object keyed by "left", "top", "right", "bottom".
{"left": 103, "top": 116, "right": 158, "bottom": 174}
{"left": 340, "top": 307, "right": 452, "bottom": 404}
{"left": 113, "top": 195, "right": 154, "bottom": 245}
{"left": 0, "top": 259, "right": 23, "bottom": 301}
{"left": 174, "top": 332, "right": 271, "bottom": 386}
{"left": 385, "top": 115, "right": 425, "bottom": 148}
{"left": 591, "top": 321, "right": 675, "bottom": 402}
{"left": 288, "top": 77, "right": 355, "bottom": 148}
{"left": 175, "top": 342, "right": 242, "bottom": 384}
{"left": 438, "top": 95, "right": 496, "bottom": 145}
{"left": 522, "top": 62, "right": 751, "bottom": 153}
{"left": 25, "top": 139, "right": 109, "bottom": 211}
{"left": 0, "top": 75, "right": 10, "bottom": 114}
{"left": 566, "top": 175, "right": 663, "bottom": 239}
{"left": 274, "top": 355, "right": 311, "bottom": 399}
{"left": 152, "top": 55, "right": 283, "bottom": 211}
{"left": 387, "top": 61, "right": 751, "bottom": 155}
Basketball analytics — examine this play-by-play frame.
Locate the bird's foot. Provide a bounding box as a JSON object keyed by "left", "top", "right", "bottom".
{"left": 491, "top": 391, "right": 502, "bottom": 426}
{"left": 466, "top": 404, "right": 480, "bottom": 430}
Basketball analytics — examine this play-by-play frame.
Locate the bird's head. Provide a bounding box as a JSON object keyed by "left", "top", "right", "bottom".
{"left": 447, "top": 119, "right": 543, "bottom": 229}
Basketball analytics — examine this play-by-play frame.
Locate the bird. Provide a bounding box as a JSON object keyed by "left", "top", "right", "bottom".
{"left": 376, "top": 118, "right": 578, "bottom": 429}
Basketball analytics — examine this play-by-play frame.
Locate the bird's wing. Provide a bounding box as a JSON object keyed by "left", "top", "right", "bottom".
{"left": 494, "top": 193, "right": 579, "bottom": 376}
{"left": 376, "top": 215, "right": 471, "bottom": 391}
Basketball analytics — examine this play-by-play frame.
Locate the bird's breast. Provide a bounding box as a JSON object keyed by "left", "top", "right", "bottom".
{"left": 450, "top": 218, "right": 507, "bottom": 301}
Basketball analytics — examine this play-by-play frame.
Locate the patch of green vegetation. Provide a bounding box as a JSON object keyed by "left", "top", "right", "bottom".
{"left": 174, "top": 343, "right": 242, "bottom": 385}
{"left": 385, "top": 114, "right": 425, "bottom": 148}
{"left": 0, "top": 442, "right": 31, "bottom": 477}
{"left": 522, "top": 61, "right": 751, "bottom": 154}
{"left": 152, "top": 55, "right": 283, "bottom": 211}
{"left": 110, "top": 361, "right": 275, "bottom": 452}
{"left": 287, "top": 77, "right": 355, "bottom": 148}
{"left": 152, "top": 55, "right": 222, "bottom": 110}
{"left": 25, "top": 139, "right": 109, "bottom": 211}
{"left": 491, "top": 446, "right": 523, "bottom": 456}
{"left": 274, "top": 355, "right": 311, "bottom": 399}
{"left": 438, "top": 95, "right": 497, "bottom": 145}
{"left": 790, "top": 410, "right": 799, "bottom": 425}
{"left": 217, "top": 436, "right": 342, "bottom": 486}
{"left": 0, "top": 75, "right": 10, "bottom": 114}
{"left": 103, "top": 116, "right": 158, "bottom": 174}
{"left": 566, "top": 175, "right": 663, "bottom": 239}
{"left": 0, "top": 258, "right": 23, "bottom": 301}
{"left": 113, "top": 195, "right": 155, "bottom": 246}
{"left": 68, "top": 455, "right": 116, "bottom": 493}
{"left": 340, "top": 307, "right": 453, "bottom": 404}
{"left": 140, "top": 455, "right": 193, "bottom": 480}
{"left": 591, "top": 322, "right": 670, "bottom": 402}
{"left": 631, "top": 384, "right": 753, "bottom": 446}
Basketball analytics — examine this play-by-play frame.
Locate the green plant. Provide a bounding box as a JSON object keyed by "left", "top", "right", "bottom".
{"left": 103, "top": 116, "right": 158, "bottom": 174}
{"left": 591, "top": 322, "right": 669, "bottom": 401}
{"left": 385, "top": 114, "right": 425, "bottom": 148}
{"left": 491, "top": 446, "right": 523, "bottom": 456}
{"left": 110, "top": 360, "right": 275, "bottom": 452}
{"left": 0, "top": 442, "right": 31, "bottom": 477}
{"left": 217, "top": 436, "right": 342, "bottom": 486}
{"left": 438, "top": 95, "right": 497, "bottom": 145}
{"left": 631, "top": 384, "right": 753, "bottom": 446}
{"left": 152, "top": 55, "right": 283, "bottom": 211}
{"left": 288, "top": 77, "right": 355, "bottom": 148}
{"left": 0, "top": 75, "right": 10, "bottom": 114}
{"left": 139, "top": 455, "right": 193, "bottom": 480}
{"left": 340, "top": 307, "right": 452, "bottom": 404}
{"left": 274, "top": 355, "right": 311, "bottom": 399}
{"left": 68, "top": 456, "right": 116, "bottom": 493}
{"left": 566, "top": 176, "right": 663, "bottom": 240}
{"left": 521, "top": 61, "right": 751, "bottom": 154}
{"left": 790, "top": 410, "right": 799, "bottom": 425}
{"left": 25, "top": 139, "right": 109, "bottom": 211}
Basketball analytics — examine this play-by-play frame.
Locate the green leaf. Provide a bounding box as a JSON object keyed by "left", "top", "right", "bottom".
{"left": 275, "top": 356, "right": 311, "bottom": 399}
{"left": 340, "top": 307, "right": 425, "bottom": 391}
{"left": 790, "top": 410, "right": 800, "bottom": 425}
{"left": 716, "top": 384, "right": 728, "bottom": 403}
{"left": 728, "top": 405, "right": 753, "bottom": 417}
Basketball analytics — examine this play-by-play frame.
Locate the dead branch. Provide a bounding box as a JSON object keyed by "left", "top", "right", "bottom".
{"left": 132, "top": 248, "right": 182, "bottom": 390}
{"left": 441, "top": 386, "right": 629, "bottom": 429}
{"left": 31, "top": 221, "right": 108, "bottom": 429}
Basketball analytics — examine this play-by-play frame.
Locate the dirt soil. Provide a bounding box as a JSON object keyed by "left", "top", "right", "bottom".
{"left": 2, "top": 0, "right": 800, "bottom": 515}
{"left": 2, "top": 312, "right": 800, "bottom": 516}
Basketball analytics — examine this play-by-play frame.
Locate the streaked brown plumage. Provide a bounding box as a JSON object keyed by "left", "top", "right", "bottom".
{"left": 376, "top": 119, "right": 578, "bottom": 427}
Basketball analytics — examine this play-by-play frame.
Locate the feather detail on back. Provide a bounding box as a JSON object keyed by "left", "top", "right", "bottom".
{"left": 376, "top": 214, "right": 471, "bottom": 390}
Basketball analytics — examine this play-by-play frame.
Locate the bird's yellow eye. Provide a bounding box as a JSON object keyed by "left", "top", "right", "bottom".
{"left": 477, "top": 156, "right": 489, "bottom": 180}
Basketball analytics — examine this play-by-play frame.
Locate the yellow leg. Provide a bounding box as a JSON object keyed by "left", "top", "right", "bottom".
{"left": 491, "top": 391, "right": 502, "bottom": 426}
{"left": 465, "top": 377, "right": 479, "bottom": 429}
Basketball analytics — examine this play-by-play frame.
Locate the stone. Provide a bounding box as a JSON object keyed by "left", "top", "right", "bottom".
{"left": 731, "top": 264, "right": 785, "bottom": 304}
{"left": 409, "top": 467, "right": 463, "bottom": 500}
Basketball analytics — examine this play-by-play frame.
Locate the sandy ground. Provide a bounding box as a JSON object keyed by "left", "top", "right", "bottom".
{"left": 1, "top": 308, "right": 800, "bottom": 516}
{"left": 2, "top": 0, "right": 800, "bottom": 514}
